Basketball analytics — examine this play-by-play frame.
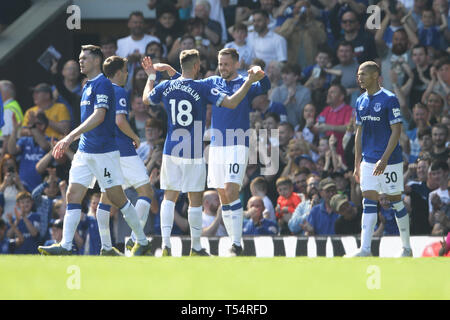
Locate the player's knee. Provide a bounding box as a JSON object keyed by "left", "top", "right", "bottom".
{"left": 224, "top": 184, "right": 239, "bottom": 202}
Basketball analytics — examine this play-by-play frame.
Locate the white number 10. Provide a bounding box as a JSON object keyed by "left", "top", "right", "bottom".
{"left": 170, "top": 99, "right": 193, "bottom": 127}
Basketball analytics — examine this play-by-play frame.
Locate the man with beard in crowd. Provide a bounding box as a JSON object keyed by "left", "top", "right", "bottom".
{"left": 288, "top": 174, "right": 320, "bottom": 235}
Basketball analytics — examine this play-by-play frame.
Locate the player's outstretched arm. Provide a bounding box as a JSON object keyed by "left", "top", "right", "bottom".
{"left": 52, "top": 108, "right": 106, "bottom": 159}
{"left": 142, "top": 56, "right": 156, "bottom": 105}
{"left": 153, "top": 63, "right": 177, "bottom": 77}
{"left": 220, "top": 66, "right": 265, "bottom": 109}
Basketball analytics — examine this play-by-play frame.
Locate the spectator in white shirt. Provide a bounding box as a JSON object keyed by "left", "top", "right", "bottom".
{"left": 247, "top": 9, "right": 287, "bottom": 70}
{"left": 116, "top": 11, "right": 160, "bottom": 63}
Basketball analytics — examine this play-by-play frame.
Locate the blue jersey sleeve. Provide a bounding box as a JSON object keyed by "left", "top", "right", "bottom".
{"left": 248, "top": 75, "right": 271, "bottom": 101}
{"left": 94, "top": 81, "right": 113, "bottom": 110}
{"left": 200, "top": 80, "right": 226, "bottom": 107}
{"left": 355, "top": 96, "right": 363, "bottom": 125}
{"left": 148, "top": 82, "right": 165, "bottom": 105}
{"left": 115, "top": 88, "right": 129, "bottom": 115}
{"left": 0, "top": 92, "right": 4, "bottom": 128}
{"left": 387, "top": 96, "right": 402, "bottom": 126}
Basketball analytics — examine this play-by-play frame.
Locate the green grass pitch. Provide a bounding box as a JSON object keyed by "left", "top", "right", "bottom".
{"left": 1, "top": 255, "right": 449, "bottom": 300}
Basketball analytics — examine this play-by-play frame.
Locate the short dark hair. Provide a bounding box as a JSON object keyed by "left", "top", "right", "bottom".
{"left": 279, "top": 121, "right": 294, "bottom": 133}
{"left": 337, "top": 40, "right": 354, "bottom": 50}
{"left": 436, "top": 57, "right": 450, "bottom": 70}
{"left": 412, "top": 44, "right": 428, "bottom": 55}
{"left": 81, "top": 45, "right": 104, "bottom": 68}
{"left": 265, "top": 112, "right": 280, "bottom": 123}
{"left": 145, "top": 41, "right": 163, "bottom": 55}
{"left": 218, "top": 47, "right": 239, "bottom": 62}
{"left": 418, "top": 126, "right": 432, "bottom": 140}
{"left": 330, "top": 83, "right": 347, "bottom": 98}
{"left": 129, "top": 11, "right": 144, "bottom": 20}
{"left": 294, "top": 167, "right": 311, "bottom": 177}
{"left": 430, "top": 160, "right": 449, "bottom": 172}
{"left": 100, "top": 37, "right": 117, "bottom": 47}
{"left": 251, "top": 58, "right": 265, "bottom": 70}
{"left": 281, "top": 63, "right": 302, "bottom": 77}
{"left": 432, "top": 123, "right": 449, "bottom": 137}
{"left": 252, "top": 9, "right": 270, "bottom": 19}
{"left": 233, "top": 22, "right": 248, "bottom": 32}
{"left": 145, "top": 118, "right": 164, "bottom": 131}
{"left": 103, "top": 56, "right": 127, "bottom": 79}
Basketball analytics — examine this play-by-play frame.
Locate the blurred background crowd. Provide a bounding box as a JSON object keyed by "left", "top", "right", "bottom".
{"left": 0, "top": 0, "right": 449, "bottom": 255}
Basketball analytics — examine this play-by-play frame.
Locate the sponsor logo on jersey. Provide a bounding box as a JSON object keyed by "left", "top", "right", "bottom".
{"left": 374, "top": 103, "right": 381, "bottom": 112}
{"left": 360, "top": 115, "right": 381, "bottom": 121}
{"left": 24, "top": 153, "right": 43, "bottom": 161}
{"left": 392, "top": 108, "right": 401, "bottom": 118}
{"left": 96, "top": 94, "right": 108, "bottom": 104}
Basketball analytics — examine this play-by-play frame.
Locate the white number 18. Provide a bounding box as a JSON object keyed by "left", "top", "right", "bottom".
{"left": 169, "top": 99, "right": 193, "bottom": 127}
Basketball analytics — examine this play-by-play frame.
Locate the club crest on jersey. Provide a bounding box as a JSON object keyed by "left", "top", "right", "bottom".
{"left": 374, "top": 103, "right": 381, "bottom": 112}
{"left": 85, "top": 86, "right": 92, "bottom": 96}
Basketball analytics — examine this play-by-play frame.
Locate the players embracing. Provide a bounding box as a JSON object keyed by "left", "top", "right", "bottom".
{"left": 141, "top": 49, "right": 266, "bottom": 256}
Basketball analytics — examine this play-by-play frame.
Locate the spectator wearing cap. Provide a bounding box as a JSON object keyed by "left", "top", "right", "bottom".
{"left": 42, "top": 218, "right": 63, "bottom": 247}
{"left": 313, "top": 84, "right": 353, "bottom": 160}
{"left": 243, "top": 196, "right": 279, "bottom": 236}
{"left": 0, "top": 80, "right": 23, "bottom": 156}
{"left": 331, "top": 193, "right": 361, "bottom": 235}
{"left": 305, "top": 177, "right": 339, "bottom": 235}
{"left": 8, "top": 111, "right": 51, "bottom": 192}
{"left": 22, "top": 83, "right": 71, "bottom": 139}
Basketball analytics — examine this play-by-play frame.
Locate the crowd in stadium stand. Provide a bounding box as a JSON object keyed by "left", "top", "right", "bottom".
{"left": 0, "top": 0, "right": 449, "bottom": 255}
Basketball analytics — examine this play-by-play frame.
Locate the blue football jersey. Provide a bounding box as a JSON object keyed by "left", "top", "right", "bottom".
{"left": 148, "top": 78, "right": 226, "bottom": 159}
{"left": 113, "top": 83, "right": 136, "bottom": 157}
{"left": 78, "top": 74, "right": 117, "bottom": 154}
{"left": 355, "top": 88, "right": 403, "bottom": 164}
{"left": 204, "top": 75, "right": 271, "bottom": 147}
{"left": 0, "top": 92, "right": 4, "bottom": 128}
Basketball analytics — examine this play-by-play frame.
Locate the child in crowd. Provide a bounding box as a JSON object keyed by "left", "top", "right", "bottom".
{"left": 374, "top": 193, "right": 400, "bottom": 236}
{"left": 275, "top": 177, "right": 302, "bottom": 234}
{"left": 418, "top": 9, "right": 448, "bottom": 50}
{"left": 250, "top": 176, "right": 276, "bottom": 221}
{"left": 6, "top": 191, "right": 40, "bottom": 254}
{"left": 224, "top": 23, "right": 255, "bottom": 76}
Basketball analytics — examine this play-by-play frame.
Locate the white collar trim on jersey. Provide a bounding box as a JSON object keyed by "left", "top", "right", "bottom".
{"left": 229, "top": 75, "right": 243, "bottom": 82}
{"left": 369, "top": 88, "right": 383, "bottom": 97}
